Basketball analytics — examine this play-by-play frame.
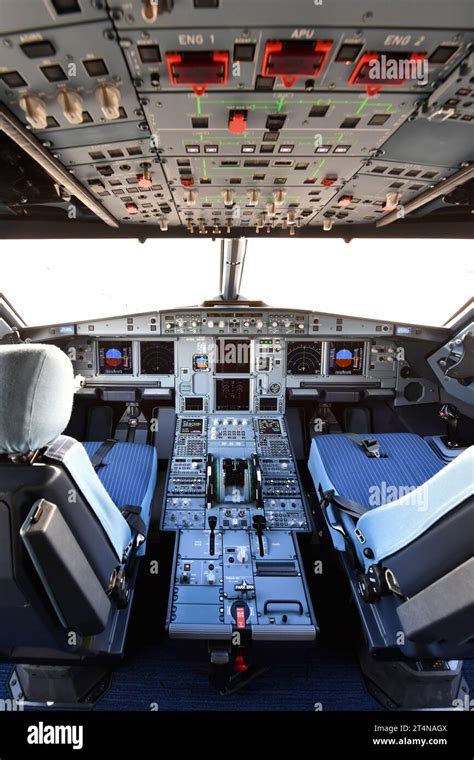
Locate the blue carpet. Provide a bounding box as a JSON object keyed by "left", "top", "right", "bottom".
{"left": 1, "top": 643, "right": 472, "bottom": 711}
{"left": 0, "top": 641, "right": 381, "bottom": 711}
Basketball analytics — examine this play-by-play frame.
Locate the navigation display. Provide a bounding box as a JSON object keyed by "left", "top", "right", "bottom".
{"left": 215, "top": 379, "right": 250, "bottom": 411}
{"left": 181, "top": 418, "right": 203, "bottom": 435}
{"left": 215, "top": 339, "right": 251, "bottom": 374}
{"left": 328, "top": 341, "right": 365, "bottom": 376}
{"left": 98, "top": 341, "right": 133, "bottom": 375}
{"left": 258, "top": 418, "right": 282, "bottom": 436}
{"left": 140, "top": 341, "right": 174, "bottom": 375}
{"left": 287, "top": 341, "right": 322, "bottom": 375}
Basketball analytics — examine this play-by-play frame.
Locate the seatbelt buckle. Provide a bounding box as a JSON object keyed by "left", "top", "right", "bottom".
{"left": 319, "top": 488, "right": 335, "bottom": 510}
{"left": 361, "top": 438, "right": 381, "bottom": 458}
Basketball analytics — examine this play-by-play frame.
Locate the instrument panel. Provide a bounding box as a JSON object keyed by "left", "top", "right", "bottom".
{"left": 25, "top": 306, "right": 447, "bottom": 410}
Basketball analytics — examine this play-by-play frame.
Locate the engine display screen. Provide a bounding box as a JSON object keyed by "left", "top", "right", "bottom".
{"left": 140, "top": 341, "right": 175, "bottom": 375}
{"left": 98, "top": 341, "right": 133, "bottom": 375}
{"left": 328, "top": 341, "right": 365, "bottom": 376}
{"left": 181, "top": 418, "right": 203, "bottom": 435}
{"left": 215, "top": 339, "right": 251, "bottom": 374}
{"left": 215, "top": 378, "right": 250, "bottom": 411}
{"left": 258, "top": 418, "right": 282, "bottom": 436}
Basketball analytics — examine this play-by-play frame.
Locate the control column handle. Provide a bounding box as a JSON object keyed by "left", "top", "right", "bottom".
{"left": 206, "top": 453, "right": 214, "bottom": 509}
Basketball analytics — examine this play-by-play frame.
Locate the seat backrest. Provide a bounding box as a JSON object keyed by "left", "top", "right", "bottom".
{"left": 356, "top": 445, "right": 474, "bottom": 571}
{"left": 0, "top": 344, "right": 131, "bottom": 652}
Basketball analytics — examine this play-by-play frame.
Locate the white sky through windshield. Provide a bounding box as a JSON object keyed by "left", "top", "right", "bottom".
{"left": 1, "top": 238, "right": 472, "bottom": 327}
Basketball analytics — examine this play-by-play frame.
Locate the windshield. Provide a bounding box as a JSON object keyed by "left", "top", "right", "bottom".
{"left": 2, "top": 238, "right": 472, "bottom": 327}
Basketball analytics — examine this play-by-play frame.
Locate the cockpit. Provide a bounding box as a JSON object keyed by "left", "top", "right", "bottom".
{"left": 0, "top": 0, "right": 473, "bottom": 730}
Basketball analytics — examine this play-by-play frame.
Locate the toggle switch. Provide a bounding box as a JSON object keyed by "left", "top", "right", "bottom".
{"left": 19, "top": 94, "right": 48, "bottom": 129}
{"left": 137, "top": 165, "right": 153, "bottom": 189}
{"left": 184, "top": 189, "right": 198, "bottom": 206}
{"left": 160, "top": 217, "right": 169, "bottom": 231}
{"left": 57, "top": 89, "right": 83, "bottom": 125}
{"left": 141, "top": 0, "right": 159, "bottom": 23}
{"left": 223, "top": 189, "right": 235, "bottom": 208}
{"left": 384, "top": 191, "right": 401, "bottom": 211}
{"left": 95, "top": 83, "right": 121, "bottom": 120}
{"left": 247, "top": 189, "right": 259, "bottom": 206}
{"left": 273, "top": 189, "right": 286, "bottom": 206}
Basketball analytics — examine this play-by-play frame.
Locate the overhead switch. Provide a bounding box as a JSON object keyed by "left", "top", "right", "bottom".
{"left": 95, "top": 83, "right": 121, "bottom": 120}
{"left": 57, "top": 89, "right": 83, "bottom": 124}
{"left": 228, "top": 110, "right": 247, "bottom": 134}
{"left": 19, "top": 94, "right": 48, "bottom": 129}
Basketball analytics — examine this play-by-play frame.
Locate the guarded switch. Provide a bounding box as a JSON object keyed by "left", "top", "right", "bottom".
{"left": 228, "top": 110, "right": 247, "bottom": 134}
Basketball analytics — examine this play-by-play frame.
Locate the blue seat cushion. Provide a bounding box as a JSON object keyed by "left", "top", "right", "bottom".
{"left": 83, "top": 441, "right": 157, "bottom": 553}
{"left": 308, "top": 433, "right": 445, "bottom": 554}
{"left": 309, "top": 433, "right": 444, "bottom": 509}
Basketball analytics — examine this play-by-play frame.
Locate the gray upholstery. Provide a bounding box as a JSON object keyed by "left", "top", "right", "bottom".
{"left": 0, "top": 344, "right": 74, "bottom": 455}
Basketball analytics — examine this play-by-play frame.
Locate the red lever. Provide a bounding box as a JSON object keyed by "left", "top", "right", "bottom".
{"left": 233, "top": 655, "right": 248, "bottom": 673}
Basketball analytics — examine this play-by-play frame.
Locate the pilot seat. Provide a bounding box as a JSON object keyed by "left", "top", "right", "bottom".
{"left": 308, "top": 431, "right": 474, "bottom": 709}
{"left": 0, "top": 343, "right": 157, "bottom": 707}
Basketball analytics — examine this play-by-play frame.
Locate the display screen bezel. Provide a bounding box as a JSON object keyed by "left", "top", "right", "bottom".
{"left": 328, "top": 340, "right": 366, "bottom": 376}
{"left": 180, "top": 418, "right": 204, "bottom": 435}
{"left": 286, "top": 340, "right": 323, "bottom": 375}
{"left": 215, "top": 378, "right": 251, "bottom": 411}
{"left": 214, "top": 338, "right": 251, "bottom": 374}
{"left": 139, "top": 340, "right": 175, "bottom": 375}
{"left": 98, "top": 340, "right": 134, "bottom": 375}
{"left": 257, "top": 418, "right": 282, "bottom": 435}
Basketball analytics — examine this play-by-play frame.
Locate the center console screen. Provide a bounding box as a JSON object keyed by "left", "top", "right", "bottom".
{"left": 328, "top": 341, "right": 365, "bottom": 376}
{"left": 258, "top": 418, "right": 282, "bottom": 435}
{"left": 98, "top": 341, "right": 133, "bottom": 375}
{"left": 215, "top": 378, "right": 250, "bottom": 411}
{"left": 215, "top": 339, "right": 251, "bottom": 374}
{"left": 181, "top": 418, "right": 204, "bottom": 435}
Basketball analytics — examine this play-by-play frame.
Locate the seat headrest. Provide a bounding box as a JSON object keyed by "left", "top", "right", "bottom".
{"left": 0, "top": 344, "right": 74, "bottom": 455}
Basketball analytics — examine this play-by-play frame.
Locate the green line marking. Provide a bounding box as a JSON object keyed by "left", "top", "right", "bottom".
{"left": 276, "top": 97, "right": 286, "bottom": 113}
{"left": 196, "top": 97, "right": 202, "bottom": 115}
{"left": 311, "top": 158, "right": 326, "bottom": 179}
{"left": 202, "top": 158, "right": 207, "bottom": 178}
{"left": 356, "top": 96, "right": 369, "bottom": 115}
